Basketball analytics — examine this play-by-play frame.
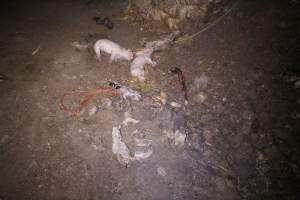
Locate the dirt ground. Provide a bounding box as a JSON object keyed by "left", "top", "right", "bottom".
{"left": 0, "top": 0, "right": 299, "bottom": 199}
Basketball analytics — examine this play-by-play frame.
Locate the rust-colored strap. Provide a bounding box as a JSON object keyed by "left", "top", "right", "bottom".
{"left": 60, "top": 88, "right": 118, "bottom": 117}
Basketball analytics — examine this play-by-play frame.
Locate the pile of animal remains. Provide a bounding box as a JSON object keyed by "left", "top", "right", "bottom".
{"left": 61, "top": 31, "right": 191, "bottom": 166}
{"left": 94, "top": 31, "right": 180, "bottom": 81}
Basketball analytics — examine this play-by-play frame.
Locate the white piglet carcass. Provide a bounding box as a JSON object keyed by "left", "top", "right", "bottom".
{"left": 130, "top": 49, "right": 156, "bottom": 81}
{"left": 94, "top": 39, "right": 133, "bottom": 62}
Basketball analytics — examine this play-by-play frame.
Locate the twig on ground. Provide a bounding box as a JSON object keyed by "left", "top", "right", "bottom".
{"left": 175, "top": 0, "right": 241, "bottom": 44}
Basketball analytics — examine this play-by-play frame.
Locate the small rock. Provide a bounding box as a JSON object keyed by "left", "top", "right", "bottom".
{"left": 160, "top": 91, "right": 167, "bottom": 105}
{"left": 291, "top": 112, "right": 300, "bottom": 119}
{"left": 0, "top": 74, "right": 8, "bottom": 83}
{"left": 139, "top": 37, "right": 147, "bottom": 45}
{"left": 174, "top": 129, "right": 186, "bottom": 147}
{"left": 192, "top": 92, "right": 207, "bottom": 103}
{"left": 0, "top": 135, "right": 9, "bottom": 145}
{"left": 89, "top": 106, "right": 99, "bottom": 116}
{"left": 170, "top": 102, "right": 181, "bottom": 108}
{"left": 197, "top": 60, "right": 203, "bottom": 66}
{"left": 203, "top": 149, "right": 213, "bottom": 158}
{"left": 242, "top": 110, "right": 254, "bottom": 121}
{"left": 188, "top": 132, "right": 203, "bottom": 152}
{"left": 157, "top": 167, "right": 167, "bottom": 177}
{"left": 286, "top": 76, "right": 300, "bottom": 83}
{"left": 102, "top": 98, "right": 112, "bottom": 109}
{"left": 295, "top": 81, "right": 300, "bottom": 88}
{"left": 91, "top": 143, "right": 105, "bottom": 151}
{"left": 257, "top": 151, "right": 265, "bottom": 161}
{"left": 193, "top": 73, "right": 209, "bottom": 89}
{"left": 28, "top": 161, "right": 38, "bottom": 169}
{"left": 202, "top": 128, "right": 213, "bottom": 144}
{"left": 164, "top": 129, "right": 175, "bottom": 140}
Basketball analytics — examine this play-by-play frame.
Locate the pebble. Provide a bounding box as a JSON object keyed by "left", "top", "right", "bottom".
{"left": 294, "top": 81, "right": 300, "bottom": 88}
{"left": 174, "top": 129, "right": 186, "bottom": 147}
{"left": 157, "top": 167, "right": 167, "bottom": 177}
{"left": 102, "top": 98, "right": 112, "bottom": 109}
{"left": 197, "top": 60, "right": 203, "bottom": 65}
{"left": 160, "top": 91, "right": 167, "bottom": 105}
{"left": 193, "top": 73, "right": 209, "bottom": 89}
{"left": 89, "top": 106, "right": 99, "bottom": 116}
{"left": 0, "top": 74, "right": 7, "bottom": 83}
{"left": 202, "top": 128, "right": 213, "bottom": 144}
{"left": 257, "top": 151, "right": 265, "bottom": 161}
{"left": 170, "top": 102, "right": 181, "bottom": 108}
{"left": 192, "top": 92, "right": 207, "bottom": 103}
{"left": 0, "top": 135, "right": 9, "bottom": 145}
